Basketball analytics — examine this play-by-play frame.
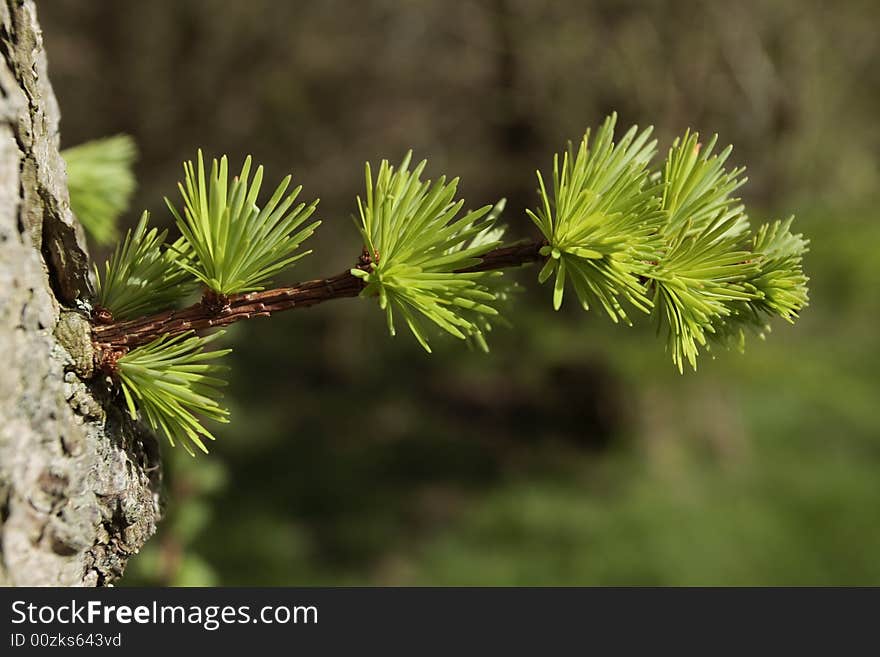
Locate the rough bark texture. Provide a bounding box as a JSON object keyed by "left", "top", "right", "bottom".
{"left": 0, "top": 0, "right": 160, "bottom": 586}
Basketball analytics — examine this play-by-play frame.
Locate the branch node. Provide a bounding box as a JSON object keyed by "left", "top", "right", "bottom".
{"left": 201, "top": 289, "right": 230, "bottom": 314}
{"left": 96, "top": 344, "right": 127, "bottom": 378}
{"left": 92, "top": 305, "right": 114, "bottom": 324}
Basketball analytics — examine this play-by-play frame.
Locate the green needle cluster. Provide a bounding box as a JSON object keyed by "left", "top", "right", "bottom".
{"left": 117, "top": 332, "right": 231, "bottom": 456}
{"left": 93, "top": 211, "right": 195, "bottom": 321}
{"left": 529, "top": 114, "right": 663, "bottom": 322}
{"left": 166, "top": 151, "right": 321, "bottom": 296}
{"left": 530, "top": 115, "right": 809, "bottom": 372}
{"left": 351, "top": 152, "right": 504, "bottom": 352}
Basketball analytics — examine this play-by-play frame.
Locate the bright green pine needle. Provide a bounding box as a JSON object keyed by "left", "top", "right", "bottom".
{"left": 166, "top": 151, "right": 321, "bottom": 295}
{"left": 62, "top": 134, "right": 137, "bottom": 245}
{"left": 94, "top": 211, "right": 196, "bottom": 321}
{"left": 529, "top": 113, "right": 664, "bottom": 324}
{"left": 351, "top": 152, "right": 504, "bottom": 352}
{"left": 117, "top": 331, "right": 231, "bottom": 456}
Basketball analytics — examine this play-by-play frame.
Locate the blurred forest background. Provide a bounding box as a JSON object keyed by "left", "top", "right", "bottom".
{"left": 41, "top": 0, "right": 879, "bottom": 585}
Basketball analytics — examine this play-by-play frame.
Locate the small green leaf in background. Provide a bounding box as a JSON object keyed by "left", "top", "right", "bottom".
{"left": 63, "top": 134, "right": 137, "bottom": 245}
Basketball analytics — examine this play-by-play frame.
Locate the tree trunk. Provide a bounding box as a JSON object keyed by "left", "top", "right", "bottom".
{"left": 0, "top": 0, "right": 160, "bottom": 586}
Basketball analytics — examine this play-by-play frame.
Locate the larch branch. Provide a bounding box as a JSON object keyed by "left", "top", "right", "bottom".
{"left": 92, "top": 239, "right": 545, "bottom": 363}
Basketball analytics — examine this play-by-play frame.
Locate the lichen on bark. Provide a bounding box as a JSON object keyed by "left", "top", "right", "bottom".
{"left": 0, "top": 0, "right": 160, "bottom": 586}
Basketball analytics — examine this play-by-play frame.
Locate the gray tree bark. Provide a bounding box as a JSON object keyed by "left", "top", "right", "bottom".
{"left": 0, "top": 0, "right": 160, "bottom": 586}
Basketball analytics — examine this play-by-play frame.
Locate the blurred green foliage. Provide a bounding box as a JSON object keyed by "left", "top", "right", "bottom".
{"left": 62, "top": 134, "right": 136, "bottom": 245}
{"left": 42, "top": 0, "right": 879, "bottom": 585}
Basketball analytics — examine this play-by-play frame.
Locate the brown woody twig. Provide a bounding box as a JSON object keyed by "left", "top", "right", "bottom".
{"left": 92, "top": 239, "right": 545, "bottom": 368}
